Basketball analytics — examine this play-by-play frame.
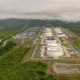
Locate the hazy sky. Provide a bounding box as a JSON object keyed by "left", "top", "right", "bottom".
{"left": 0, "top": 0, "right": 80, "bottom": 21}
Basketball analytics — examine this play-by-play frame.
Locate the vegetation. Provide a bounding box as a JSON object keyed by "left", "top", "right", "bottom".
{"left": 0, "top": 41, "right": 16, "bottom": 56}
{"left": 0, "top": 40, "right": 47, "bottom": 80}
{"left": 0, "top": 42, "right": 80, "bottom": 80}
{"left": 21, "top": 45, "right": 36, "bottom": 63}
{"left": 0, "top": 19, "right": 29, "bottom": 42}
{"left": 0, "top": 42, "right": 3, "bottom": 45}
{"left": 0, "top": 19, "right": 80, "bottom": 41}
{"left": 69, "top": 27, "right": 80, "bottom": 33}
{"left": 0, "top": 40, "right": 80, "bottom": 80}
{"left": 73, "top": 40, "right": 80, "bottom": 49}
{"left": 0, "top": 19, "right": 80, "bottom": 79}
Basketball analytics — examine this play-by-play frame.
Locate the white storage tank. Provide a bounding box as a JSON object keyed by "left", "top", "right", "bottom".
{"left": 47, "top": 47, "right": 64, "bottom": 58}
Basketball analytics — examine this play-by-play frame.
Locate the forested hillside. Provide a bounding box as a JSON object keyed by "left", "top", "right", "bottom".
{"left": 0, "top": 19, "right": 80, "bottom": 30}
{"left": 0, "top": 18, "right": 80, "bottom": 42}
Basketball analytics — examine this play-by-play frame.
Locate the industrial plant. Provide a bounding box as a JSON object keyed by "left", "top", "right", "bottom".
{"left": 39, "top": 27, "right": 66, "bottom": 58}
{"left": 31, "top": 26, "right": 79, "bottom": 59}
{"left": 11, "top": 26, "right": 80, "bottom": 60}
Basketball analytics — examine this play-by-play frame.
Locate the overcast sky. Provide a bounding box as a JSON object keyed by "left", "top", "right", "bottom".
{"left": 0, "top": 0, "right": 80, "bottom": 21}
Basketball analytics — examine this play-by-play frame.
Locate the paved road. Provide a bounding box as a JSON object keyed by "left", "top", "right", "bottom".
{"left": 31, "top": 31, "right": 41, "bottom": 59}
{"left": 3, "top": 40, "right": 8, "bottom": 47}
{"left": 31, "top": 57, "right": 80, "bottom": 61}
{"left": 33, "top": 31, "right": 40, "bottom": 45}
{"left": 31, "top": 45, "right": 38, "bottom": 59}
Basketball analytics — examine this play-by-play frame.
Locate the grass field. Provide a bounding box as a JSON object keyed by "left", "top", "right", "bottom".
{"left": 73, "top": 40, "right": 80, "bottom": 49}
{"left": 70, "top": 27, "right": 80, "bottom": 33}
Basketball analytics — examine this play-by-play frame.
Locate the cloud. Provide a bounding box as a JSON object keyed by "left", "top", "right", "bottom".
{"left": 0, "top": 0, "right": 80, "bottom": 21}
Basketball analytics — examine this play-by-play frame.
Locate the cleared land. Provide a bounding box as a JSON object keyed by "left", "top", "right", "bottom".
{"left": 53, "top": 63, "right": 80, "bottom": 75}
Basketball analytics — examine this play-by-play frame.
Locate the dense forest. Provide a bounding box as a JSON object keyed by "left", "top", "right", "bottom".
{"left": 0, "top": 41, "right": 16, "bottom": 56}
